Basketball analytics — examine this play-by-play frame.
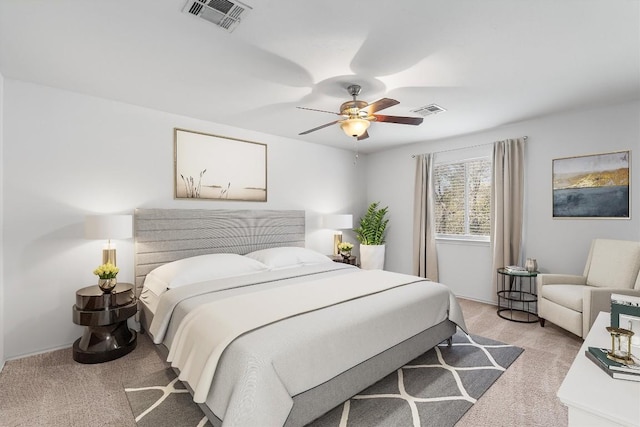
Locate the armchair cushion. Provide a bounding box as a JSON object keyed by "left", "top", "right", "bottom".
{"left": 586, "top": 239, "right": 640, "bottom": 288}
{"left": 540, "top": 284, "right": 585, "bottom": 312}
{"left": 537, "top": 274, "right": 586, "bottom": 287}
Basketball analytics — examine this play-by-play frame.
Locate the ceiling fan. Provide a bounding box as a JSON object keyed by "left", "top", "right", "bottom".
{"left": 297, "top": 84, "right": 423, "bottom": 140}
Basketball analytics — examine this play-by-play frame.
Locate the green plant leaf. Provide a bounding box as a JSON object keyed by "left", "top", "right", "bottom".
{"left": 354, "top": 202, "right": 389, "bottom": 245}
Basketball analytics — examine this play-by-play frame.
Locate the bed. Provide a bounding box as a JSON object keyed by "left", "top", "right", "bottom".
{"left": 134, "top": 208, "right": 467, "bottom": 427}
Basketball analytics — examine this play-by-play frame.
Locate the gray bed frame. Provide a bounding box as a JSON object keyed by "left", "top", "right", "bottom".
{"left": 133, "top": 208, "right": 456, "bottom": 427}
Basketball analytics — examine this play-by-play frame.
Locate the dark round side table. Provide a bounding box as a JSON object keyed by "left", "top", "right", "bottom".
{"left": 72, "top": 282, "right": 137, "bottom": 364}
{"left": 330, "top": 255, "right": 359, "bottom": 267}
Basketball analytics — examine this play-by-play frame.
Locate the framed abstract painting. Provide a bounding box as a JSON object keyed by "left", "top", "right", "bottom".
{"left": 174, "top": 128, "right": 267, "bottom": 201}
{"left": 552, "top": 150, "right": 630, "bottom": 218}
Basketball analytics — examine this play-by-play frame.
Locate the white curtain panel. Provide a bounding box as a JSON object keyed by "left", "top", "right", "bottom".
{"left": 490, "top": 138, "right": 525, "bottom": 291}
{"left": 413, "top": 153, "right": 439, "bottom": 281}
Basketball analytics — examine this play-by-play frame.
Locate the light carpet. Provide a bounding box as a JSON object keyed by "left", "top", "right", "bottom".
{"left": 124, "top": 331, "right": 523, "bottom": 427}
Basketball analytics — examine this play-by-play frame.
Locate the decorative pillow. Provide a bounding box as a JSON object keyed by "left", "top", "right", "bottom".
{"left": 142, "top": 253, "right": 270, "bottom": 295}
{"left": 245, "top": 246, "right": 332, "bottom": 270}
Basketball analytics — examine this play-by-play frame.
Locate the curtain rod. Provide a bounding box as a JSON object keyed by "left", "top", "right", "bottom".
{"left": 410, "top": 136, "right": 528, "bottom": 158}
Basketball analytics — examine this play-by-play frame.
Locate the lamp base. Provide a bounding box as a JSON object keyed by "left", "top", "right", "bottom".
{"left": 333, "top": 234, "right": 343, "bottom": 256}
{"left": 102, "top": 249, "right": 116, "bottom": 266}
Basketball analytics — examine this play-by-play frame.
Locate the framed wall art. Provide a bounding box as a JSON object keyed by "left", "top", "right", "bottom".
{"left": 174, "top": 128, "right": 267, "bottom": 201}
{"left": 552, "top": 150, "right": 630, "bottom": 218}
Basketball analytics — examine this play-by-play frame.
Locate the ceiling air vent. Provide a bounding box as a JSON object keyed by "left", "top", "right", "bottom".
{"left": 410, "top": 104, "right": 447, "bottom": 117}
{"left": 182, "top": 0, "right": 252, "bottom": 33}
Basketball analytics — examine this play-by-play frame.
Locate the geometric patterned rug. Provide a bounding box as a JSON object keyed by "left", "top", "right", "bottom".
{"left": 124, "top": 368, "right": 212, "bottom": 427}
{"left": 124, "top": 332, "right": 522, "bottom": 427}
{"left": 309, "top": 332, "right": 523, "bottom": 427}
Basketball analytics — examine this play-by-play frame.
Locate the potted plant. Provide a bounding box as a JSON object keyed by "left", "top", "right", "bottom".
{"left": 337, "top": 241, "right": 354, "bottom": 260}
{"left": 353, "top": 202, "right": 389, "bottom": 270}
{"left": 93, "top": 262, "right": 119, "bottom": 293}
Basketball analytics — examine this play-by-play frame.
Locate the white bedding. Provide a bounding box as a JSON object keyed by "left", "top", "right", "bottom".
{"left": 167, "top": 268, "right": 437, "bottom": 402}
{"left": 139, "top": 286, "right": 162, "bottom": 314}
{"left": 148, "top": 263, "right": 466, "bottom": 426}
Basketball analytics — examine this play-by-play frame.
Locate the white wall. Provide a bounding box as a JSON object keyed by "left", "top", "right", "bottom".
{"left": 1, "top": 79, "right": 367, "bottom": 359}
{"left": 0, "top": 71, "right": 5, "bottom": 370}
{"left": 366, "top": 101, "right": 640, "bottom": 303}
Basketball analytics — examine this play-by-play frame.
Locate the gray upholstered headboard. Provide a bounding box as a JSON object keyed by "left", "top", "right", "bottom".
{"left": 134, "top": 208, "right": 305, "bottom": 290}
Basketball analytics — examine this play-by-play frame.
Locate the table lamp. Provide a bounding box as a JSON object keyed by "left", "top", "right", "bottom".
{"left": 84, "top": 214, "right": 133, "bottom": 266}
{"left": 322, "top": 214, "right": 353, "bottom": 255}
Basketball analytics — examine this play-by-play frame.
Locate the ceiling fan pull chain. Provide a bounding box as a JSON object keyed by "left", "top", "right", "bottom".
{"left": 353, "top": 136, "right": 359, "bottom": 165}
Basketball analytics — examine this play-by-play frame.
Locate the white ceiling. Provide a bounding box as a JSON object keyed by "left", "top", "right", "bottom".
{"left": 1, "top": 0, "right": 638, "bottom": 153}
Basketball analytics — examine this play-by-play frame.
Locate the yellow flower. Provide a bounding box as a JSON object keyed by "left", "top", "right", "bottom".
{"left": 93, "top": 262, "right": 119, "bottom": 279}
{"left": 338, "top": 242, "right": 354, "bottom": 251}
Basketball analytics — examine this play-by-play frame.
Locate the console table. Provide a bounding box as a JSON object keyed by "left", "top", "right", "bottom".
{"left": 557, "top": 312, "right": 640, "bottom": 426}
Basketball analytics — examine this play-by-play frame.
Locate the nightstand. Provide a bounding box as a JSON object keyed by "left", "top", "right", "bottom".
{"left": 72, "top": 282, "right": 137, "bottom": 364}
{"left": 331, "top": 255, "right": 359, "bottom": 267}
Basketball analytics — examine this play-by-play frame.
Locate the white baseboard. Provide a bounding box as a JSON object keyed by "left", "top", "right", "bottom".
{"left": 5, "top": 342, "right": 73, "bottom": 362}
{"left": 457, "top": 295, "right": 498, "bottom": 306}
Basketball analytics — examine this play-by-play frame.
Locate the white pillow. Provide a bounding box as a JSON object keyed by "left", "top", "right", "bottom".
{"left": 245, "top": 247, "right": 332, "bottom": 270}
{"left": 142, "top": 253, "right": 270, "bottom": 295}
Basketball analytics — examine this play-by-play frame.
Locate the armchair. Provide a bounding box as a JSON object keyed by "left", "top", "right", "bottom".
{"left": 537, "top": 238, "right": 640, "bottom": 338}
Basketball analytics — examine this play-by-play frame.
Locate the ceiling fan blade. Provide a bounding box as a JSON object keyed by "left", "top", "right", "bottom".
{"left": 296, "top": 106, "right": 341, "bottom": 115}
{"left": 357, "top": 131, "right": 370, "bottom": 141}
{"left": 374, "top": 114, "right": 424, "bottom": 125}
{"left": 362, "top": 98, "right": 400, "bottom": 114}
{"left": 299, "top": 120, "right": 340, "bottom": 135}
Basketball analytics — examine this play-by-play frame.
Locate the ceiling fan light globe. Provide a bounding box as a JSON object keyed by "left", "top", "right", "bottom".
{"left": 341, "top": 118, "right": 370, "bottom": 138}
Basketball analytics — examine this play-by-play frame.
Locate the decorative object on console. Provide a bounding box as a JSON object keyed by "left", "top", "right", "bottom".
{"left": 611, "top": 293, "right": 640, "bottom": 327}
{"left": 552, "top": 150, "right": 630, "bottom": 218}
{"left": 174, "top": 128, "right": 267, "bottom": 201}
{"left": 84, "top": 214, "right": 133, "bottom": 266}
{"left": 585, "top": 346, "right": 640, "bottom": 382}
{"left": 611, "top": 293, "right": 640, "bottom": 355}
{"left": 524, "top": 258, "right": 538, "bottom": 272}
{"left": 322, "top": 214, "right": 353, "bottom": 255}
{"left": 504, "top": 265, "right": 528, "bottom": 274}
{"left": 606, "top": 326, "right": 635, "bottom": 364}
{"left": 354, "top": 202, "right": 389, "bottom": 270}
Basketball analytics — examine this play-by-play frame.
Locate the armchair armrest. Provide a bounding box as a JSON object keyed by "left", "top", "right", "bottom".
{"left": 583, "top": 288, "right": 640, "bottom": 338}
{"left": 537, "top": 273, "right": 586, "bottom": 289}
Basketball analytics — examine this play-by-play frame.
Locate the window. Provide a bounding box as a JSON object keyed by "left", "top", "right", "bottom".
{"left": 434, "top": 157, "right": 491, "bottom": 240}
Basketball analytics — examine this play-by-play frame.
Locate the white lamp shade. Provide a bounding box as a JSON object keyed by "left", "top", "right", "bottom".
{"left": 322, "top": 214, "right": 353, "bottom": 230}
{"left": 84, "top": 215, "right": 133, "bottom": 240}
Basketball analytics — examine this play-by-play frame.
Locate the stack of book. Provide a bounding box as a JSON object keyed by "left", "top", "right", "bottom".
{"left": 504, "top": 265, "right": 529, "bottom": 274}
{"left": 585, "top": 346, "right": 640, "bottom": 382}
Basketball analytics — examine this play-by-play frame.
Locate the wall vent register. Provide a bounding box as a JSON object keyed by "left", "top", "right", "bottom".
{"left": 411, "top": 104, "right": 447, "bottom": 117}
{"left": 182, "top": 0, "right": 252, "bottom": 33}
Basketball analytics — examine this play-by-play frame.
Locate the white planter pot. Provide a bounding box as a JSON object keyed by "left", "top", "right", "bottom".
{"left": 360, "top": 244, "right": 385, "bottom": 270}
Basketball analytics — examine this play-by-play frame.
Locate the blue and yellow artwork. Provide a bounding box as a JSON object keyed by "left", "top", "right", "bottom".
{"left": 553, "top": 151, "right": 629, "bottom": 218}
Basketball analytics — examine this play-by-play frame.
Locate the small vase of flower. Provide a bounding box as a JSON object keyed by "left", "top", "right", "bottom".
{"left": 93, "top": 262, "right": 119, "bottom": 293}
{"left": 337, "top": 241, "right": 354, "bottom": 260}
